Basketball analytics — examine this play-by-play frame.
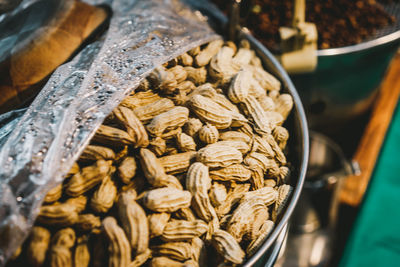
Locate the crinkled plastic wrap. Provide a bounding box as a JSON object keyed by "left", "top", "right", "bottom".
{"left": 0, "top": 0, "right": 219, "bottom": 264}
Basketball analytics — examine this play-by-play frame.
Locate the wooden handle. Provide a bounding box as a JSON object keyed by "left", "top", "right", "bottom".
{"left": 339, "top": 52, "right": 400, "bottom": 206}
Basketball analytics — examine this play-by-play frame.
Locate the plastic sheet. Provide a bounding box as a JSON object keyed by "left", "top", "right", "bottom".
{"left": 0, "top": 0, "right": 219, "bottom": 264}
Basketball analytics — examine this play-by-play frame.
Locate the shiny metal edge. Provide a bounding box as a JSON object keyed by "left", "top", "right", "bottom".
{"left": 317, "top": 30, "right": 400, "bottom": 56}
{"left": 264, "top": 224, "right": 289, "bottom": 267}
{"left": 242, "top": 33, "right": 309, "bottom": 267}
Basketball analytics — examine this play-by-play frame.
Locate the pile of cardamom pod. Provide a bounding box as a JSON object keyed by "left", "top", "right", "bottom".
{"left": 8, "top": 39, "right": 294, "bottom": 267}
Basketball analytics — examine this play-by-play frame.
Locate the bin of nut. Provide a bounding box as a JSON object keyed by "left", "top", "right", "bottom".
{"left": 0, "top": 0, "right": 308, "bottom": 266}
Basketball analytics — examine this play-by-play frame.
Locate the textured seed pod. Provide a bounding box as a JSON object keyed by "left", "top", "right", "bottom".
{"left": 75, "top": 214, "right": 101, "bottom": 232}
{"left": 228, "top": 69, "right": 252, "bottom": 103}
{"left": 92, "top": 125, "right": 135, "bottom": 146}
{"left": 209, "top": 183, "right": 227, "bottom": 207}
{"left": 198, "top": 124, "right": 219, "bottom": 144}
{"left": 246, "top": 220, "right": 274, "bottom": 256}
{"left": 265, "top": 111, "right": 284, "bottom": 127}
{"left": 152, "top": 242, "right": 192, "bottom": 261}
{"left": 247, "top": 206, "right": 270, "bottom": 241}
{"left": 249, "top": 166, "right": 265, "bottom": 190}
{"left": 242, "top": 95, "right": 272, "bottom": 134}
{"left": 197, "top": 144, "right": 242, "bottom": 168}
{"left": 79, "top": 145, "right": 115, "bottom": 162}
{"left": 215, "top": 140, "right": 250, "bottom": 154}
{"left": 209, "top": 164, "right": 252, "bottom": 182}
{"left": 120, "top": 176, "right": 146, "bottom": 198}
{"left": 176, "top": 80, "right": 196, "bottom": 94}
{"left": 275, "top": 93, "right": 293, "bottom": 119}
{"left": 189, "top": 82, "right": 217, "bottom": 98}
{"left": 64, "top": 195, "right": 88, "bottom": 213}
{"left": 219, "top": 131, "right": 251, "bottom": 144}
{"left": 51, "top": 228, "right": 75, "bottom": 248}
{"left": 242, "top": 187, "right": 278, "bottom": 206}
{"left": 176, "top": 132, "right": 197, "bottom": 152}
{"left": 209, "top": 46, "right": 237, "bottom": 84}
{"left": 183, "top": 117, "right": 203, "bottom": 137}
{"left": 273, "top": 125, "right": 289, "bottom": 150}
{"left": 188, "top": 95, "right": 232, "bottom": 129}
{"left": 158, "top": 151, "right": 197, "bottom": 174}
{"left": 237, "top": 122, "right": 254, "bottom": 138}
{"left": 257, "top": 95, "right": 276, "bottom": 112}
{"left": 139, "top": 148, "right": 170, "bottom": 187}
{"left": 146, "top": 106, "right": 189, "bottom": 136}
{"left": 232, "top": 47, "right": 254, "bottom": 67}
{"left": 169, "top": 65, "right": 187, "bottom": 83}
{"left": 66, "top": 162, "right": 80, "bottom": 177}
{"left": 273, "top": 184, "right": 293, "bottom": 220}
{"left": 149, "top": 137, "right": 167, "bottom": 156}
{"left": 250, "top": 54, "right": 263, "bottom": 67}
{"left": 131, "top": 248, "right": 152, "bottom": 267}
{"left": 26, "top": 226, "right": 51, "bottom": 267}
{"left": 65, "top": 160, "right": 111, "bottom": 197}
{"left": 161, "top": 127, "right": 182, "bottom": 140}
{"left": 195, "top": 39, "right": 223, "bottom": 67}
{"left": 113, "top": 106, "right": 149, "bottom": 147}
{"left": 188, "top": 46, "right": 200, "bottom": 56}
{"left": 226, "top": 198, "right": 266, "bottom": 242}
{"left": 37, "top": 204, "right": 78, "bottom": 226}
{"left": 118, "top": 191, "right": 149, "bottom": 254}
{"left": 49, "top": 245, "right": 72, "bottom": 267}
{"left": 161, "top": 219, "right": 208, "bottom": 242}
{"left": 211, "top": 93, "right": 241, "bottom": 115}
{"left": 142, "top": 188, "right": 192, "bottom": 212}
{"left": 121, "top": 91, "right": 162, "bottom": 110}
{"left": 137, "top": 78, "right": 150, "bottom": 91}
{"left": 173, "top": 207, "right": 196, "bottom": 221}
{"left": 133, "top": 98, "right": 175, "bottom": 123}
{"left": 265, "top": 134, "right": 287, "bottom": 164}
{"left": 118, "top": 156, "right": 137, "bottom": 184}
{"left": 184, "top": 66, "right": 207, "bottom": 85}
{"left": 225, "top": 40, "right": 237, "bottom": 53}
{"left": 250, "top": 65, "right": 281, "bottom": 91}
{"left": 264, "top": 179, "right": 277, "bottom": 187}
{"left": 102, "top": 217, "right": 131, "bottom": 267}
{"left": 90, "top": 176, "right": 117, "bottom": 213}
{"left": 148, "top": 213, "right": 171, "bottom": 238}
{"left": 216, "top": 183, "right": 250, "bottom": 218}
{"left": 211, "top": 229, "right": 245, "bottom": 264}
{"left": 254, "top": 135, "right": 275, "bottom": 158}
{"left": 150, "top": 257, "right": 186, "bottom": 267}
{"left": 44, "top": 183, "right": 62, "bottom": 203}
{"left": 278, "top": 166, "right": 291, "bottom": 184}
{"left": 244, "top": 152, "right": 276, "bottom": 173}
{"left": 191, "top": 237, "right": 207, "bottom": 266}
{"left": 178, "top": 52, "right": 193, "bottom": 66}
{"left": 148, "top": 66, "right": 177, "bottom": 94}
{"left": 74, "top": 236, "right": 90, "bottom": 267}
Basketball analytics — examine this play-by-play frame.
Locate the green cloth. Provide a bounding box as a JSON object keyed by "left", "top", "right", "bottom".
{"left": 340, "top": 103, "right": 400, "bottom": 267}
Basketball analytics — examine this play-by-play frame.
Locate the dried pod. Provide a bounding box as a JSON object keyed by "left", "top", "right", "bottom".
{"left": 275, "top": 93, "right": 293, "bottom": 119}
{"left": 189, "top": 94, "right": 232, "bottom": 129}
{"left": 75, "top": 214, "right": 101, "bottom": 232}
{"left": 92, "top": 125, "right": 135, "bottom": 146}
{"left": 228, "top": 69, "right": 252, "bottom": 103}
{"left": 219, "top": 131, "right": 252, "bottom": 144}
{"left": 51, "top": 228, "right": 76, "bottom": 248}
{"left": 90, "top": 176, "right": 117, "bottom": 213}
{"left": 148, "top": 66, "right": 177, "bottom": 93}
{"left": 133, "top": 98, "right": 175, "bottom": 123}
{"left": 139, "top": 148, "right": 170, "bottom": 187}
{"left": 211, "top": 229, "right": 245, "bottom": 264}
{"left": 158, "top": 151, "right": 197, "bottom": 174}
{"left": 74, "top": 236, "right": 90, "bottom": 267}
{"left": 37, "top": 204, "right": 78, "bottom": 226}
{"left": 44, "top": 183, "right": 62, "bottom": 203}
{"left": 150, "top": 257, "right": 186, "bottom": 267}
{"left": 113, "top": 106, "right": 149, "bottom": 147}
{"left": 148, "top": 213, "right": 171, "bottom": 238}
{"left": 184, "top": 66, "right": 207, "bottom": 85}
{"left": 118, "top": 156, "right": 137, "bottom": 184}
{"left": 118, "top": 191, "right": 149, "bottom": 254}
{"left": 247, "top": 207, "right": 270, "bottom": 241}
{"left": 174, "top": 207, "right": 197, "bottom": 221}
{"left": 246, "top": 220, "right": 274, "bottom": 256}
{"left": 198, "top": 124, "right": 219, "bottom": 144}
{"left": 273, "top": 184, "right": 293, "bottom": 220}
{"left": 254, "top": 135, "right": 275, "bottom": 158}
{"left": 237, "top": 122, "right": 254, "bottom": 138}
{"left": 264, "top": 179, "right": 277, "bottom": 187}
{"left": 209, "top": 164, "right": 251, "bottom": 182}
{"left": 142, "top": 187, "right": 192, "bottom": 212}
{"left": 79, "top": 145, "right": 115, "bottom": 162}
{"left": 265, "top": 111, "right": 284, "bottom": 127}
{"left": 183, "top": 118, "right": 203, "bottom": 137}
{"left": 257, "top": 95, "right": 276, "bottom": 112}
{"left": 244, "top": 152, "right": 276, "bottom": 173}
{"left": 137, "top": 78, "right": 150, "bottom": 91}
{"left": 121, "top": 91, "right": 162, "bottom": 110}
{"left": 225, "top": 41, "right": 237, "bottom": 53}
{"left": 146, "top": 106, "right": 189, "bottom": 136}
{"left": 176, "top": 80, "right": 196, "bottom": 93}
{"left": 249, "top": 166, "right": 265, "bottom": 190}
{"left": 65, "top": 160, "right": 111, "bottom": 197}
{"left": 161, "top": 219, "right": 208, "bottom": 242}
{"left": 64, "top": 195, "right": 88, "bottom": 213}
{"left": 197, "top": 143, "right": 242, "bottom": 168}
{"left": 195, "top": 39, "right": 223, "bottom": 67}
{"left": 278, "top": 166, "right": 291, "bottom": 184}
{"left": 216, "top": 183, "right": 251, "bottom": 218}
{"left": 102, "top": 217, "right": 131, "bottom": 267}
{"left": 264, "top": 134, "right": 287, "bottom": 164}
{"left": 209, "top": 46, "right": 237, "bottom": 84}
{"left": 161, "top": 127, "right": 182, "bottom": 140}
{"left": 209, "top": 183, "right": 227, "bottom": 207}
{"left": 26, "top": 226, "right": 51, "bottom": 267}
{"left": 169, "top": 65, "right": 187, "bottom": 83}
{"left": 149, "top": 137, "right": 167, "bottom": 156}
{"left": 176, "top": 132, "right": 197, "bottom": 152}
{"left": 210, "top": 93, "right": 241, "bottom": 115}
{"left": 49, "top": 245, "right": 72, "bottom": 267}
{"left": 227, "top": 198, "right": 266, "bottom": 242}
{"left": 191, "top": 237, "right": 207, "bottom": 266}
{"left": 232, "top": 48, "right": 254, "bottom": 67}
{"left": 188, "top": 46, "right": 201, "bottom": 56}
{"left": 178, "top": 52, "right": 193, "bottom": 66}
{"left": 241, "top": 187, "right": 278, "bottom": 206}
{"left": 272, "top": 126, "right": 289, "bottom": 150}
{"left": 131, "top": 248, "right": 152, "bottom": 267}
{"left": 250, "top": 65, "right": 281, "bottom": 91}
{"left": 242, "top": 95, "right": 272, "bottom": 134}
{"left": 152, "top": 242, "right": 192, "bottom": 261}
{"left": 215, "top": 140, "right": 250, "bottom": 154}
